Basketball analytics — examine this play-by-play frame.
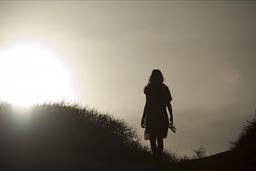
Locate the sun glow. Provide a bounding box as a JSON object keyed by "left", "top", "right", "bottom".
{"left": 0, "top": 43, "right": 75, "bottom": 107}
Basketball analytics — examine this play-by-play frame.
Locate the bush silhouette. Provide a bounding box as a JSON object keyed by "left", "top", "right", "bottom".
{"left": 0, "top": 102, "right": 175, "bottom": 169}
{"left": 231, "top": 114, "right": 256, "bottom": 149}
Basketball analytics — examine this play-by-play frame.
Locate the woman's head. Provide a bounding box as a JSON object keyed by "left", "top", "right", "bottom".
{"left": 148, "top": 69, "right": 164, "bottom": 84}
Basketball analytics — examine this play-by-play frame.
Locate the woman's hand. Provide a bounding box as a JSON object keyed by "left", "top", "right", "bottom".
{"left": 169, "top": 117, "right": 173, "bottom": 124}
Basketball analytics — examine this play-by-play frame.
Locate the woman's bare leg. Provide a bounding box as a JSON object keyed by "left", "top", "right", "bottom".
{"left": 157, "top": 136, "right": 163, "bottom": 159}
{"left": 149, "top": 135, "right": 157, "bottom": 158}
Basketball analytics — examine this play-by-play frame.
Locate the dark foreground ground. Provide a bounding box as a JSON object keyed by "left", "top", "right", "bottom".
{"left": 171, "top": 144, "right": 256, "bottom": 171}
{"left": 1, "top": 145, "right": 256, "bottom": 171}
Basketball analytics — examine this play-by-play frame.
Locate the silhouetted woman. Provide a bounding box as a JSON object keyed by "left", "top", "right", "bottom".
{"left": 141, "top": 69, "right": 173, "bottom": 160}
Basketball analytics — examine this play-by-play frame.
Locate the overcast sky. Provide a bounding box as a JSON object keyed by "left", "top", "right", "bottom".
{"left": 1, "top": 1, "right": 256, "bottom": 156}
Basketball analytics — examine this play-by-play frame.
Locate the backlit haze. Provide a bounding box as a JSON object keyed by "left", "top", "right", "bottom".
{"left": 0, "top": 1, "right": 256, "bottom": 157}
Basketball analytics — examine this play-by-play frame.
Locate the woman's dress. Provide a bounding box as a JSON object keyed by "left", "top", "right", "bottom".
{"left": 143, "top": 83, "right": 172, "bottom": 139}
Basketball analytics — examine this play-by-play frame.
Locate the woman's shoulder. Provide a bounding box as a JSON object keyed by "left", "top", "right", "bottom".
{"left": 144, "top": 85, "right": 150, "bottom": 94}
{"left": 162, "top": 84, "right": 172, "bottom": 94}
{"left": 144, "top": 84, "right": 154, "bottom": 94}
{"left": 162, "top": 83, "right": 169, "bottom": 89}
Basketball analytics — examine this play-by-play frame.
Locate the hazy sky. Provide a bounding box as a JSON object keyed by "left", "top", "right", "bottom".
{"left": 1, "top": 1, "right": 256, "bottom": 156}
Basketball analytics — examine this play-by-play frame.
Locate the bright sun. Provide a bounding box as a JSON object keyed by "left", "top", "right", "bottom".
{"left": 0, "top": 43, "right": 75, "bottom": 107}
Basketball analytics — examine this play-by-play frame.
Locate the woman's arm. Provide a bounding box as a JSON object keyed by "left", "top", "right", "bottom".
{"left": 167, "top": 103, "right": 173, "bottom": 123}
{"left": 141, "top": 104, "right": 147, "bottom": 128}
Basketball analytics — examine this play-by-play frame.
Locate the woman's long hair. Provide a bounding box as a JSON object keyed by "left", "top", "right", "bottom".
{"left": 147, "top": 69, "right": 164, "bottom": 85}
{"left": 144, "top": 69, "right": 164, "bottom": 93}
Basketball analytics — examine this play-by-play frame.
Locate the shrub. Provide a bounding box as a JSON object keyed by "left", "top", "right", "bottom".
{"left": 231, "top": 114, "right": 256, "bottom": 149}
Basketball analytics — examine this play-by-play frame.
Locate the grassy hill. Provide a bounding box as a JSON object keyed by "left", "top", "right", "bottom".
{"left": 1, "top": 102, "right": 255, "bottom": 170}
{"left": 0, "top": 102, "right": 176, "bottom": 170}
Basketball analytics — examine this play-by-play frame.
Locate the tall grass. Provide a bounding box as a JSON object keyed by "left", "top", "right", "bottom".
{"left": 0, "top": 102, "right": 176, "bottom": 169}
